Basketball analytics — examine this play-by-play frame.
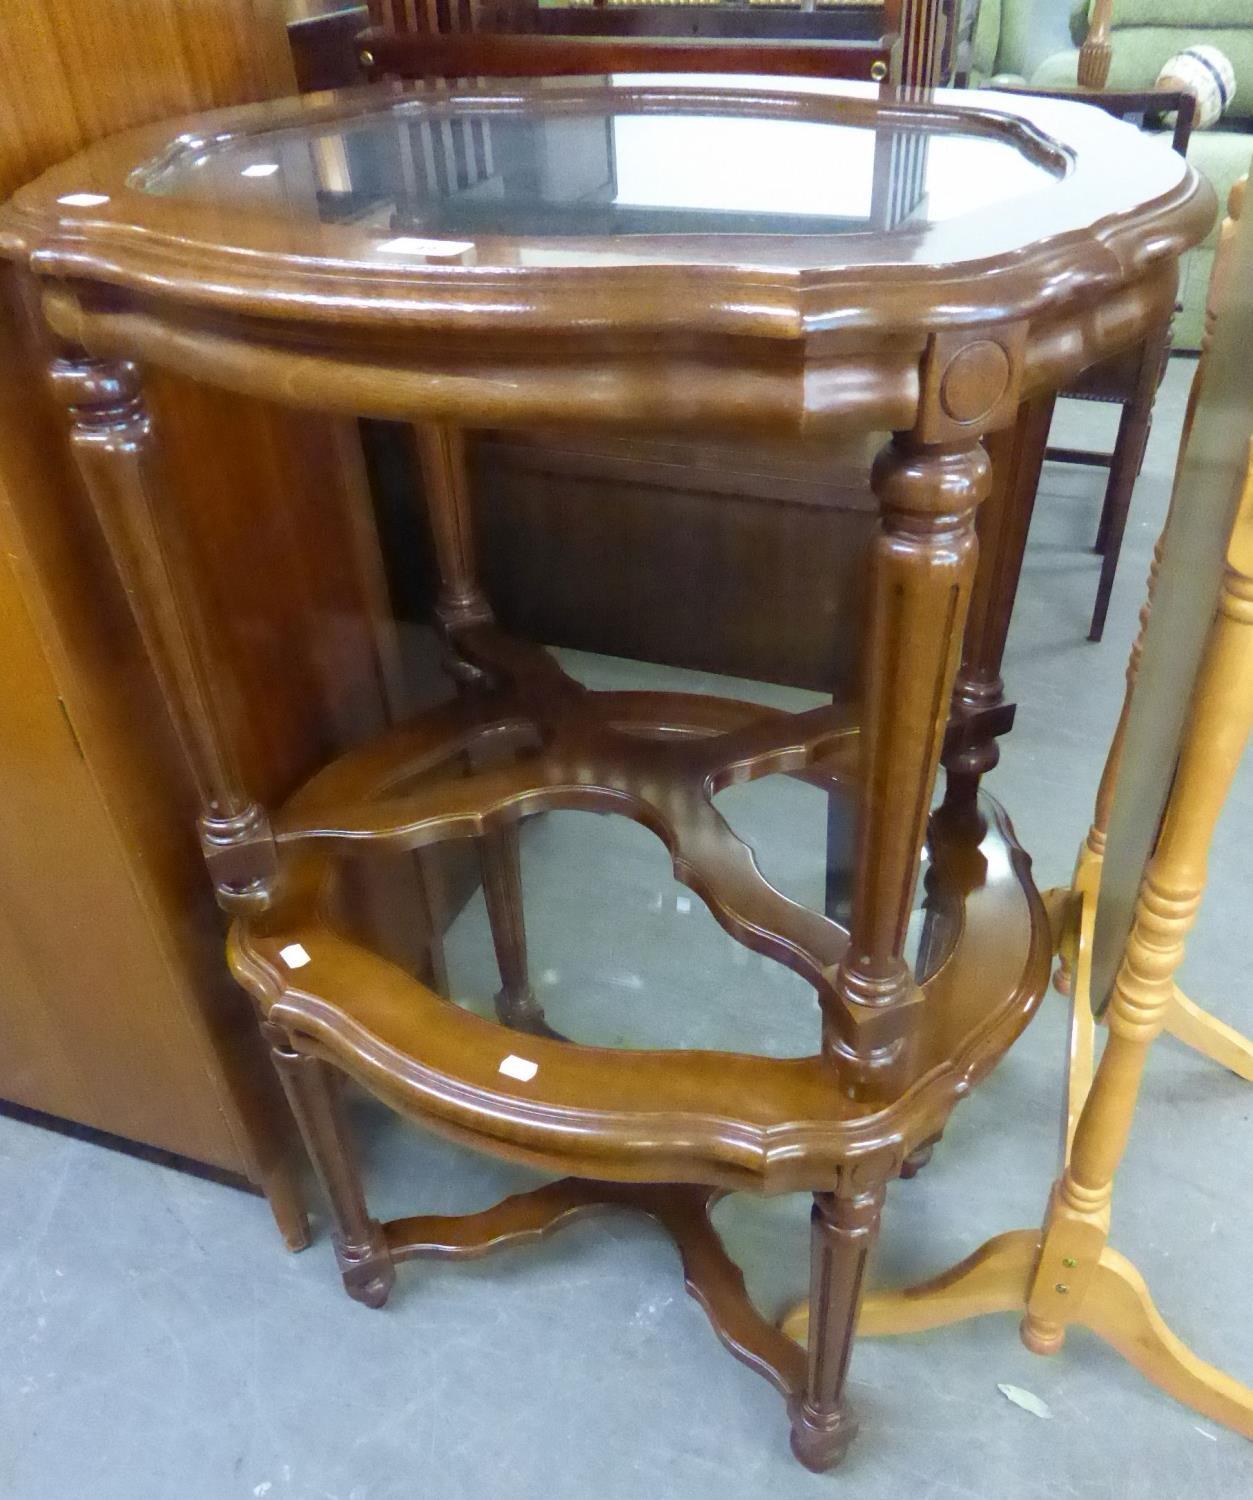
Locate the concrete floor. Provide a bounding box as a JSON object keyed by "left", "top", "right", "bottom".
{"left": 4, "top": 357, "right": 1253, "bottom": 1499}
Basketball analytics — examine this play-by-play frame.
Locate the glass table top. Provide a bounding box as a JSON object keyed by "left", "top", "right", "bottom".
{"left": 349, "top": 773, "right": 945, "bottom": 1058}
{"left": 136, "top": 83, "right": 1064, "bottom": 245}
{"left": 329, "top": 656, "right": 954, "bottom": 1059}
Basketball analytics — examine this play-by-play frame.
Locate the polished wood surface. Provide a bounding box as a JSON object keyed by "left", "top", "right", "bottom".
{"left": 1, "top": 75, "right": 1208, "bottom": 1470}
{"left": 3, "top": 85, "right": 1210, "bottom": 432}
{"left": 309, "top": 2, "right": 960, "bottom": 694}
{"left": 470, "top": 428, "right": 880, "bottom": 692}
{"left": 337, "top": 0, "right": 982, "bottom": 696}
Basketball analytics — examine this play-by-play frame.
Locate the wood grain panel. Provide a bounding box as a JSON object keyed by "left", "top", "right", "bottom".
{"left": 0, "top": 0, "right": 417, "bottom": 1217}
{"left": 472, "top": 430, "right": 881, "bottom": 694}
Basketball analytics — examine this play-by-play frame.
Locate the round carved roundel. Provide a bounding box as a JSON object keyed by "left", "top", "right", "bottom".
{"left": 939, "top": 340, "right": 1012, "bottom": 425}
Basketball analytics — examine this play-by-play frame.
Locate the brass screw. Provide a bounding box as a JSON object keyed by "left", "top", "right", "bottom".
{"left": 1062, "top": 1257, "right": 1077, "bottom": 1268}
{"left": 870, "top": 60, "right": 888, "bottom": 82}
{"left": 360, "top": 49, "right": 375, "bottom": 67}
{"left": 1055, "top": 1283, "right": 1070, "bottom": 1294}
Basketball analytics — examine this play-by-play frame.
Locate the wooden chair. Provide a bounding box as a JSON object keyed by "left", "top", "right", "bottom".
{"left": 784, "top": 172, "right": 1253, "bottom": 1442}
{"left": 356, "top": 0, "right": 959, "bottom": 93}
{"left": 995, "top": 82, "right": 1197, "bottom": 642}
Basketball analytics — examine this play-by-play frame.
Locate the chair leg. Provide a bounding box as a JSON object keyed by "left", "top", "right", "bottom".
{"left": 1089, "top": 400, "right": 1151, "bottom": 641}
{"left": 479, "top": 824, "right": 548, "bottom": 1034}
{"left": 266, "top": 1029, "right": 395, "bottom": 1308}
{"left": 1093, "top": 477, "right": 1112, "bottom": 556}
{"left": 899, "top": 1133, "right": 941, "bottom": 1179}
{"left": 788, "top": 1176, "right": 887, "bottom": 1472}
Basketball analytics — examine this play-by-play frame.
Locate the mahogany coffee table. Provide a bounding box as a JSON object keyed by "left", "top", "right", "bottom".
{"left": 0, "top": 76, "right": 1212, "bottom": 1470}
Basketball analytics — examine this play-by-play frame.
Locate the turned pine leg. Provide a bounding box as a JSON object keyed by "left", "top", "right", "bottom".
{"left": 1164, "top": 987, "right": 1253, "bottom": 1080}
{"left": 789, "top": 1175, "right": 888, "bottom": 1471}
{"left": 1024, "top": 500, "right": 1253, "bottom": 1377}
{"left": 266, "top": 1028, "right": 395, "bottom": 1308}
{"left": 1055, "top": 445, "right": 1172, "bottom": 1002}
{"left": 413, "top": 420, "right": 542, "bottom": 1027}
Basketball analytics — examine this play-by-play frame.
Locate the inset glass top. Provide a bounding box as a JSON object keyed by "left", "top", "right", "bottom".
{"left": 136, "top": 82, "right": 1064, "bottom": 246}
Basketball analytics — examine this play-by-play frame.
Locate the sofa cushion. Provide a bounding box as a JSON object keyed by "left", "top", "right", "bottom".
{"left": 1094, "top": 0, "right": 1251, "bottom": 26}
{"left": 970, "top": 0, "right": 1001, "bottom": 80}
{"left": 1072, "top": 0, "right": 1253, "bottom": 118}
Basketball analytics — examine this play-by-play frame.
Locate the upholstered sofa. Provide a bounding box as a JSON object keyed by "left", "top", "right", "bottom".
{"left": 970, "top": 0, "right": 1253, "bottom": 348}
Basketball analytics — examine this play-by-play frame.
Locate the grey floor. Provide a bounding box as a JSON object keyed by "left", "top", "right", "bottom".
{"left": 4, "top": 357, "right": 1253, "bottom": 1500}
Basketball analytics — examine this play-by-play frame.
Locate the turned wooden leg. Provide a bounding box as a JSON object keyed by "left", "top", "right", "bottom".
{"left": 266, "top": 1030, "right": 395, "bottom": 1308}
{"left": 412, "top": 419, "right": 493, "bottom": 668}
{"left": 479, "top": 823, "right": 548, "bottom": 1033}
{"left": 830, "top": 433, "right": 988, "bottom": 1067}
{"left": 1084, "top": 541, "right": 1164, "bottom": 868}
{"left": 1025, "top": 513, "right": 1253, "bottom": 1354}
{"left": 943, "top": 394, "right": 1054, "bottom": 810}
{"left": 789, "top": 1174, "right": 887, "bottom": 1472}
{"left": 49, "top": 351, "right": 276, "bottom": 910}
{"left": 413, "top": 421, "right": 540, "bottom": 1026}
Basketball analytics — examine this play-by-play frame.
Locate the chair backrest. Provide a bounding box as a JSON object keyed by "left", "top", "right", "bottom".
{"left": 358, "top": 0, "right": 957, "bottom": 91}
{"left": 1077, "top": 0, "right": 1253, "bottom": 121}
{"left": 996, "top": 81, "right": 1197, "bottom": 157}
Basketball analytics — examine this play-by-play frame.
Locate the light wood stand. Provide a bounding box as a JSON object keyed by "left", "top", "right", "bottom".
{"left": 782, "top": 183, "right": 1253, "bottom": 1441}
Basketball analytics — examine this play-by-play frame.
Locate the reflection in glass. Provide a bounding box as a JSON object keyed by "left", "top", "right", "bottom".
{"left": 329, "top": 763, "right": 951, "bottom": 1058}
{"left": 140, "top": 88, "right": 1061, "bottom": 243}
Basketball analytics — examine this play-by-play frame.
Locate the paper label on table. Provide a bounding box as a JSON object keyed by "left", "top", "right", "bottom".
{"left": 499, "top": 1054, "right": 539, "bottom": 1082}
{"left": 374, "top": 236, "right": 475, "bottom": 258}
{"left": 997, "top": 1383, "right": 1053, "bottom": 1420}
{"left": 279, "top": 943, "right": 311, "bottom": 970}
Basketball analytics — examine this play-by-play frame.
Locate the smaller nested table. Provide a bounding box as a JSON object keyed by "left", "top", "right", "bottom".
{"left": 0, "top": 78, "right": 1211, "bottom": 1471}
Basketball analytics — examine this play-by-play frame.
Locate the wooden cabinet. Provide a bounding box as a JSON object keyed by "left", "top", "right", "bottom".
{"left": 0, "top": 0, "right": 412, "bottom": 1242}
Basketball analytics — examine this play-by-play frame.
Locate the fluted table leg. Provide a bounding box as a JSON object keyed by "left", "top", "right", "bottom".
{"left": 266, "top": 1027, "right": 395, "bottom": 1308}
{"left": 413, "top": 420, "right": 543, "bottom": 1028}
{"left": 830, "top": 434, "right": 988, "bottom": 1069}
{"left": 50, "top": 350, "right": 278, "bottom": 908}
{"left": 789, "top": 1171, "right": 888, "bottom": 1471}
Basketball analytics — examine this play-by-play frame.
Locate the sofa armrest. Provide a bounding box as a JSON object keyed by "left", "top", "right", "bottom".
{"left": 1078, "top": 0, "right": 1113, "bottom": 87}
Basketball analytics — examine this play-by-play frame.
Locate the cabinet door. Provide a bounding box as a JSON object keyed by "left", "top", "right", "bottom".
{"left": 0, "top": 542, "right": 254, "bottom": 1169}
{"left": 0, "top": 1, "right": 418, "bottom": 1229}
